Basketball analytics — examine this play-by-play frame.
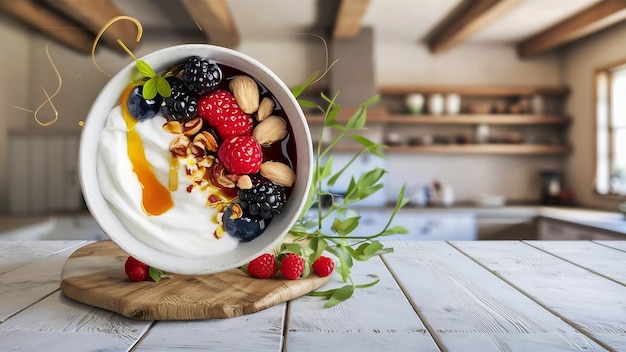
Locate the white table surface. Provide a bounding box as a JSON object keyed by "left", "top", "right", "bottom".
{"left": 1, "top": 240, "right": 625, "bottom": 352}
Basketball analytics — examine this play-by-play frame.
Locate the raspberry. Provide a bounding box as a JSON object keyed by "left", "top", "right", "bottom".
{"left": 161, "top": 77, "right": 198, "bottom": 122}
{"left": 239, "top": 175, "right": 287, "bottom": 220}
{"left": 247, "top": 253, "right": 277, "bottom": 279}
{"left": 217, "top": 135, "right": 262, "bottom": 175}
{"left": 182, "top": 56, "right": 222, "bottom": 96}
{"left": 125, "top": 256, "right": 149, "bottom": 282}
{"left": 280, "top": 253, "right": 304, "bottom": 280}
{"left": 198, "top": 90, "right": 253, "bottom": 139}
{"left": 312, "top": 256, "right": 334, "bottom": 277}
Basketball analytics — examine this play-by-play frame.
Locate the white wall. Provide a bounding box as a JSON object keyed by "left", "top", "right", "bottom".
{"left": 561, "top": 21, "right": 626, "bottom": 211}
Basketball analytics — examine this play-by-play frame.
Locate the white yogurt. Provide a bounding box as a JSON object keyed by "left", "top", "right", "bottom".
{"left": 97, "top": 106, "right": 240, "bottom": 258}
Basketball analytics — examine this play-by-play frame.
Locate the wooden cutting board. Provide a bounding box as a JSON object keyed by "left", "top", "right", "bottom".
{"left": 60, "top": 241, "right": 329, "bottom": 320}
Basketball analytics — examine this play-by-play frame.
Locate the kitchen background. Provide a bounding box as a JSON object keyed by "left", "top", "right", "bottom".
{"left": 1, "top": 0, "right": 626, "bottom": 240}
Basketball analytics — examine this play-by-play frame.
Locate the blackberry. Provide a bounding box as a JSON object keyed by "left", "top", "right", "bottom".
{"left": 183, "top": 56, "right": 222, "bottom": 96}
{"left": 239, "top": 175, "right": 287, "bottom": 220}
{"left": 223, "top": 206, "right": 267, "bottom": 242}
{"left": 161, "top": 77, "right": 198, "bottom": 122}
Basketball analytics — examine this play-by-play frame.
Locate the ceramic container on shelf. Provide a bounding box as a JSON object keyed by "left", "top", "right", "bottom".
{"left": 445, "top": 93, "right": 461, "bottom": 114}
{"left": 79, "top": 44, "right": 313, "bottom": 275}
{"left": 428, "top": 93, "right": 444, "bottom": 115}
{"left": 405, "top": 93, "right": 424, "bottom": 114}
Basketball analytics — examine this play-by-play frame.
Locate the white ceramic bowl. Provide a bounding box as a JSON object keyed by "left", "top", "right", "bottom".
{"left": 79, "top": 44, "right": 313, "bottom": 275}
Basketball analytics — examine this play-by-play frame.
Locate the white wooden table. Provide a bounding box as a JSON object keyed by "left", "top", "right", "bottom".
{"left": 1, "top": 240, "right": 625, "bottom": 351}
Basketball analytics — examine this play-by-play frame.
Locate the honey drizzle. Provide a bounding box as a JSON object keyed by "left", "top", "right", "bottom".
{"left": 120, "top": 85, "right": 173, "bottom": 215}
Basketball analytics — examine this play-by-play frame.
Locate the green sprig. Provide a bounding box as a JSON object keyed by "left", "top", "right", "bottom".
{"left": 117, "top": 39, "right": 171, "bottom": 100}
{"left": 289, "top": 71, "right": 411, "bottom": 307}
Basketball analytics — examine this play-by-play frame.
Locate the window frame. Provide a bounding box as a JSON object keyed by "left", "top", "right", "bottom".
{"left": 594, "top": 59, "right": 626, "bottom": 199}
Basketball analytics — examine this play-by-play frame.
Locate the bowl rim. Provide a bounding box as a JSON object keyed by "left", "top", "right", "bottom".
{"left": 79, "top": 44, "right": 313, "bottom": 274}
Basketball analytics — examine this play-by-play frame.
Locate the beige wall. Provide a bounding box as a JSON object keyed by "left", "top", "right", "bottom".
{"left": 561, "top": 21, "right": 626, "bottom": 211}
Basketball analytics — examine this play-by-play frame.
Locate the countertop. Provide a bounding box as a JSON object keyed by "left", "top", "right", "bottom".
{"left": 2, "top": 240, "right": 625, "bottom": 351}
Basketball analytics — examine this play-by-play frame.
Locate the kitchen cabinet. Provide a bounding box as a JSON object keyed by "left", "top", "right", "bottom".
{"left": 307, "top": 85, "right": 571, "bottom": 155}
{"left": 537, "top": 217, "right": 624, "bottom": 240}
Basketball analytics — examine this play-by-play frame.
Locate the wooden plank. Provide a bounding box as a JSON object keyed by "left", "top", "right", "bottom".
{"left": 381, "top": 241, "right": 605, "bottom": 351}
{"left": 180, "top": 0, "right": 239, "bottom": 48}
{"left": 42, "top": 0, "right": 139, "bottom": 51}
{"left": 0, "top": 291, "right": 151, "bottom": 351}
{"left": 0, "top": 0, "right": 93, "bottom": 53}
{"left": 525, "top": 241, "right": 626, "bottom": 284}
{"left": 0, "top": 240, "right": 85, "bottom": 275}
{"left": 518, "top": 0, "right": 626, "bottom": 58}
{"left": 427, "top": 0, "right": 522, "bottom": 54}
{"left": 452, "top": 241, "right": 626, "bottom": 351}
{"left": 285, "top": 254, "right": 441, "bottom": 351}
{"left": 0, "top": 241, "right": 87, "bottom": 322}
{"left": 134, "top": 304, "right": 286, "bottom": 351}
{"left": 596, "top": 240, "right": 626, "bottom": 252}
{"left": 333, "top": 0, "right": 371, "bottom": 38}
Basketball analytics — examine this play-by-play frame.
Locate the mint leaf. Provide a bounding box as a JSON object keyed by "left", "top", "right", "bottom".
{"left": 136, "top": 59, "right": 156, "bottom": 78}
{"left": 149, "top": 267, "right": 165, "bottom": 282}
{"left": 142, "top": 79, "right": 158, "bottom": 100}
{"left": 324, "top": 284, "right": 354, "bottom": 308}
{"left": 155, "top": 76, "right": 171, "bottom": 98}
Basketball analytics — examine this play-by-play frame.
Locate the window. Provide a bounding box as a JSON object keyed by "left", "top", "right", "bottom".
{"left": 595, "top": 63, "right": 626, "bottom": 196}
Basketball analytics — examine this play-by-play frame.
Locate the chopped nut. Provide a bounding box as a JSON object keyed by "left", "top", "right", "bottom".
{"left": 182, "top": 117, "right": 203, "bottom": 136}
{"left": 253, "top": 115, "right": 287, "bottom": 146}
{"left": 256, "top": 97, "right": 274, "bottom": 122}
{"left": 260, "top": 161, "right": 296, "bottom": 187}
{"left": 230, "top": 203, "right": 243, "bottom": 219}
{"left": 168, "top": 167, "right": 178, "bottom": 191}
{"left": 169, "top": 135, "right": 191, "bottom": 157}
{"left": 193, "top": 131, "right": 218, "bottom": 152}
{"left": 237, "top": 175, "right": 253, "bottom": 189}
{"left": 163, "top": 121, "right": 183, "bottom": 134}
{"left": 229, "top": 75, "right": 259, "bottom": 114}
{"left": 214, "top": 226, "right": 225, "bottom": 239}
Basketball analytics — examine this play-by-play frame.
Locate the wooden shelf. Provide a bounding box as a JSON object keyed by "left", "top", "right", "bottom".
{"left": 306, "top": 114, "right": 571, "bottom": 125}
{"left": 327, "top": 144, "right": 571, "bottom": 155}
{"left": 378, "top": 85, "right": 570, "bottom": 96}
{"left": 387, "top": 114, "right": 570, "bottom": 125}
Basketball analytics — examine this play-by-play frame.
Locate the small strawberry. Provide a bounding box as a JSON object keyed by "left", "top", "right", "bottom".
{"left": 247, "top": 253, "right": 277, "bottom": 279}
{"left": 125, "top": 256, "right": 149, "bottom": 282}
{"left": 312, "top": 256, "right": 334, "bottom": 277}
{"left": 198, "top": 90, "right": 253, "bottom": 140}
{"left": 217, "top": 135, "right": 262, "bottom": 175}
{"left": 280, "top": 253, "right": 304, "bottom": 280}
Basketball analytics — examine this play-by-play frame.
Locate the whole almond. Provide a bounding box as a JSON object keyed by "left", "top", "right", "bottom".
{"left": 260, "top": 161, "right": 296, "bottom": 187}
{"left": 253, "top": 115, "right": 287, "bottom": 146}
{"left": 229, "top": 75, "right": 259, "bottom": 114}
{"left": 256, "top": 97, "right": 274, "bottom": 122}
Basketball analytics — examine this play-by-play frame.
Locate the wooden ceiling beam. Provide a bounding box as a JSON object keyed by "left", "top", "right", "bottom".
{"left": 180, "top": 0, "right": 239, "bottom": 48}
{"left": 427, "top": 0, "right": 522, "bottom": 54}
{"left": 42, "top": 0, "right": 138, "bottom": 52}
{"left": 332, "top": 0, "right": 371, "bottom": 38}
{"left": 518, "top": 0, "right": 626, "bottom": 58}
{"left": 0, "top": 0, "right": 93, "bottom": 53}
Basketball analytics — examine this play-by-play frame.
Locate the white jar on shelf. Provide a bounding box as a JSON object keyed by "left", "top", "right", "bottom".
{"left": 405, "top": 94, "right": 424, "bottom": 114}
{"left": 428, "top": 94, "right": 444, "bottom": 115}
{"left": 445, "top": 93, "right": 461, "bottom": 114}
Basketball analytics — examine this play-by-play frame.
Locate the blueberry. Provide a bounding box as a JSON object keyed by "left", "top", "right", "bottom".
{"left": 127, "top": 85, "right": 162, "bottom": 120}
{"left": 223, "top": 206, "right": 269, "bottom": 242}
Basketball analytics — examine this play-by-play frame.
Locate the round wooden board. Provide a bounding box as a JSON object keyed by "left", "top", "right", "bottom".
{"left": 60, "top": 241, "right": 329, "bottom": 320}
